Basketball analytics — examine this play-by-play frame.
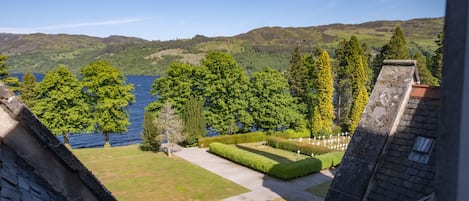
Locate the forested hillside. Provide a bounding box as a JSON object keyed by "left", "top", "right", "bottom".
{"left": 0, "top": 17, "right": 443, "bottom": 75}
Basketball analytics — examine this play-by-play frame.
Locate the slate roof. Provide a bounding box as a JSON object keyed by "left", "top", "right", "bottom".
{"left": 0, "top": 81, "right": 116, "bottom": 201}
{"left": 326, "top": 60, "right": 438, "bottom": 201}
{"left": 366, "top": 85, "right": 439, "bottom": 201}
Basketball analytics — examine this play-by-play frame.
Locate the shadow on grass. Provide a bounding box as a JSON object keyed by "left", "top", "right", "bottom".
{"left": 235, "top": 144, "right": 294, "bottom": 163}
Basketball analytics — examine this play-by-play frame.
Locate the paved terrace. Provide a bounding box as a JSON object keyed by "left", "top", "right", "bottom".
{"left": 174, "top": 147, "right": 334, "bottom": 201}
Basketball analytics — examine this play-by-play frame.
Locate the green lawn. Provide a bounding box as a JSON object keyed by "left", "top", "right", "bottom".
{"left": 235, "top": 142, "right": 311, "bottom": 163}
{"left": 72, "top": 145, "right": 248, "bottom": 201}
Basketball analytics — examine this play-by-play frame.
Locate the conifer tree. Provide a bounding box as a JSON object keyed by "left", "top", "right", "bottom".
{"left": 414, "top": 52, "right": 439, "bottom": 86}
{"left": 311, "top": 106, "right": 323, "bottom": 136}
{"left": 347, "top": 36, "right": 369, "bottom": 133}
{"left": 285, "top": 44, "right": 308, "bottom": 100}
{"left": 314, "top": 50, "right": 334, "bottom": 134}
{"left": 183, "top": 96, "right": 206, "bottom": 146}
{"left": 140, "top": 111, "right": 160, "bottom": 151}
{"left": 18, "top": 71, "right": 38, "bottom": 107}
{"left": 335, "top": 36, "right": 370, "bottom": 132}
{"left": 372, "top": 26, "right": 410, "bottom": 83}
{"left": 431, "top": 32, "right": 443, "bottom": 83}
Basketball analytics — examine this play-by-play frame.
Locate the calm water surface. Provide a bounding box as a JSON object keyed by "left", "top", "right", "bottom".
{"left": 17, "top": 74, "right": 158, "bottom": 148}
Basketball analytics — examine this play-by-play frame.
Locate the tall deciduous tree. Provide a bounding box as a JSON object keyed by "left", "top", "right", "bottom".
{"left": 372, "top": 26, "right": 410, "bottom": 83}
{"left": 313, "top": 50, "right": 334, "bottom": 134}
{"left": 431, "top": 32, "right": 443, "bottom": 84}
{"left": 140, "top": 111, "right": 160, "bottom": 151}
{"left": 250, "top": 67, "right": 300, "bottom": 132}
{"left": 18, "top": 71, "right": 38, "bottom": 107}
{"left": 157, "top": 101, "right": 185, "bottom": 157}
{"left": 183, "top": 96, "right": 206, "bottom": 146}
{"left": 202, "top": 52, "right": 253, "bottom": 134}
{"left": 0, "top": 55, "right": 19, "bottom": 91}
{"left": 414, "top": 52, "right": 439, "bottom": 86}
{"left": 80, "top": 61, "right": 135, "bottom": 147}
{"left": 147, "top": 62, "right": 206, "bottom": 114}
{"left": 32, "top": 66, "right": 92, "bottom": 147}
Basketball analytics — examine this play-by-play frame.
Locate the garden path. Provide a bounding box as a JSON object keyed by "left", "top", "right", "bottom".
{"left": 174, "top": 147, "right": 334, "bottom": 201}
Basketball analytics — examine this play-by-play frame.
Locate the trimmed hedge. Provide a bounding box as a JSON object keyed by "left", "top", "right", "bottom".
{"left": 198, "top": 132, "right": 266, "bottom": 147}
{"left": 271, "top": 129, "right": 310, "bottom": 139}
{"left": 267, "top": 136, "right": 333, "bottom": 155}
{"left": 208, "top": 142, "right": 344, "bottom": 180}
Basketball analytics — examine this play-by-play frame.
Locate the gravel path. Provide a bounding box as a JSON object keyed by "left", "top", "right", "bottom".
{"left": 174, "top": 147, "right": 334, "bottom": 201}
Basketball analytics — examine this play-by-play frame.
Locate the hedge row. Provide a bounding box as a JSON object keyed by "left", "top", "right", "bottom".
{"left": 208, "top": 142, "right": 343, "bottom": 180}
{"left": 198, "top": 132, "right": 266, "bottom": 147}
{"left": 271, "top": 129, "right": 310, "bottom": 139}
{"left": 267, "top": 136, "right": 333, "bottom": 155}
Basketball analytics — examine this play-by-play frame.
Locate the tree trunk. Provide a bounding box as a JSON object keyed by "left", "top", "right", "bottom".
{"left": 104, "top": 132, "right": 111, "bottom": 148}
{"left": 167, "top": 130, "right": 171, "bottom": 157}
{"left": 63, "top": 132, "right": 72, "bottom": 149}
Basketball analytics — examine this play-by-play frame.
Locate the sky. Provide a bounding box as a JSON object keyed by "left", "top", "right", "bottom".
{"left": 1, "top": 0, "right": 445, "bottom": 41}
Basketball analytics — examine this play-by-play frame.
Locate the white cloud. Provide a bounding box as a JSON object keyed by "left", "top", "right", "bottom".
{"left": 0, "top": 18, "right": 147, "bottom": 34}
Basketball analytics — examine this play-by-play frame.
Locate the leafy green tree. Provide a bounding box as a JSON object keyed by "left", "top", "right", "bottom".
{"left": 140, "top": 111, "right": 160, "bottom": 151}
{"left": 0, "top": 55, "right": 19, "bottom": 91}
{"left": 147, "top": 62, "right": 206, "bottom": 113}
{"left": 156, "top": 101, "right": 185, "bottom": 157}
{"left": 349, "top": 85, "right": 368, "bottom": 133}
{"left": 32, "top": 66, "right": 92, "bottom": 147}
{"left": 250, "top": 67, "right": 300, "bottom": 132}
{"left": 80, "top": 61, "right": 135, "bottom": 147}
{"left": 18, "top": 71, "right": 38, "bottom": 107}
{"left": 431, "top": 32, "right": 443, "bottom": 83}
{"left": 314, "top": 50, "right": 334, "bottom": 134}
{"left": 414, "top": 52, "right": 439, "bottom": 86}
{"left": 202, "top": 52, "right": 253, "bottom": 134}
{"left": 183, "top": 96, "right": 206, "bottom": 146}
{"left": 348, "top": 37, "right": 369, "bottom": 133}
{"left": 285, "top": 44, "right": 309, "bottom": 100}
{"left": 372, "top": 26, "right": 410, "bottom": 83}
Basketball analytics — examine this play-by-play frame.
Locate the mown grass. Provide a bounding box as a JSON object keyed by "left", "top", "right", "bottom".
{"left": 72, "top": 145, "right": 248, "bottom": 201}
{"left": 235, "top": 142, "right": 310, "bottom": 163}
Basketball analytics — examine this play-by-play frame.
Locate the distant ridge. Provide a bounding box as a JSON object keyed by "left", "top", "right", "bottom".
{"left": 0, "top": 17, "right": 443, "bottom": 75}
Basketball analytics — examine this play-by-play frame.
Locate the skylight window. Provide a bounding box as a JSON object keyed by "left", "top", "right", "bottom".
{"left": 408, "top": 136, "right": 435, "bottom": 164}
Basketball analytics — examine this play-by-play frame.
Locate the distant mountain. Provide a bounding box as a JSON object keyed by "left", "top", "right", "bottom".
{"left": 0, "top": 17, "right": 443, "bottom": 75}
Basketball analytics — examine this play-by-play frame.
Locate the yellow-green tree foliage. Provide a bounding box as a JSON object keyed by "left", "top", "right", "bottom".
{"left": 348, "top": 37, "right": 369, "bottom": 133}
{"left": 311, "top": 106, "right": 323, "bottom": 135}
{"left": 315, "top": 50, "right": 334, "bottom": 134}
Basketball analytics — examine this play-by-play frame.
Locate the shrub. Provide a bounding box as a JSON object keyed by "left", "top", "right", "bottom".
{"left": 271, "top": 129, "right": 310, "bottom": 139}
{"left": 208, "top": 142, "right": 344, "bottom": 180}
{"left": 198, "top": 132, "right": 266, "bottom": 147}
{"left": 267, "top": 136, "right": 333, "bottom": 155}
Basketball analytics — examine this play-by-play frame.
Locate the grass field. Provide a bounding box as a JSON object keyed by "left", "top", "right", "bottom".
{"left": 306, "top": 180, "right": 332, "bottom": 197}
{"left": 72, "top": 145, "right": 248, "bottom": 201}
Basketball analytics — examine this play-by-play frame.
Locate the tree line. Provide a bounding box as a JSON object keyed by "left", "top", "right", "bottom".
{"left": 141, "top": 26, "right": 444, "bottom": 151}
{"left": 0, "top": 59, "right": 135, "bottom": 148}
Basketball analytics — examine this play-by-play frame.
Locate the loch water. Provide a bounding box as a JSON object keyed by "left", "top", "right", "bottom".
{"left": 16, "top": 74, "right": 158, "bottom": 148}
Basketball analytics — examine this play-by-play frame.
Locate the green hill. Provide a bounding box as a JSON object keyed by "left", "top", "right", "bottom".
{"left": 0, "top": 17, "right": 443, "bottom": 75}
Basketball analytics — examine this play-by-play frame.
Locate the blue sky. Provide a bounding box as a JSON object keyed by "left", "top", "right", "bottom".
{"left": 1, "top": 0, "right": 445, "bottom": 41}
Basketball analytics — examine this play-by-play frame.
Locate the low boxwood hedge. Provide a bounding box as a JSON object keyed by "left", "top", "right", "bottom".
{"left": 208, "top": 142, "right": 343, "bottom": 180}
{"left": 267, "top": 136, "right": 333, "bottom": 156}
{"left": 198, "top": 132, "right": 266, "bottom": 147}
